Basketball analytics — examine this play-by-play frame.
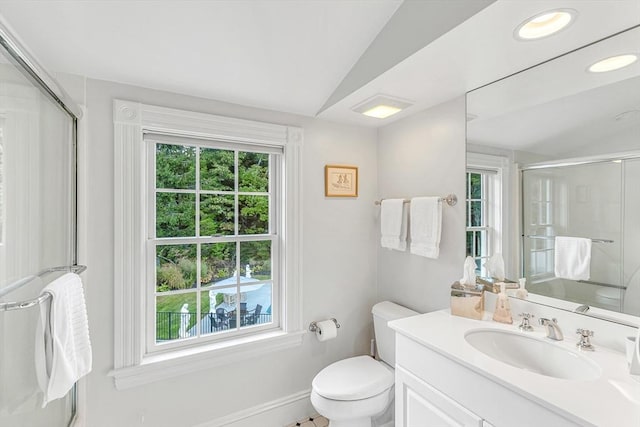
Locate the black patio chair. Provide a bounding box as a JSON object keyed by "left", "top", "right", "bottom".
{"left": 216, "top": 307, "right": 229, "bottom": 330}
{"left": 245, "top": 304, "right": 263, "bottom": 325}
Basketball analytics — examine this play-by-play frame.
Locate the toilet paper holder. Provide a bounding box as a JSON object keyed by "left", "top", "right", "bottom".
{"left": 309, "top": 318, "right": 341, "bottom": 332}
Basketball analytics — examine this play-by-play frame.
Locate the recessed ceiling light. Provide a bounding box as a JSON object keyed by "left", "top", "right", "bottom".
{"left": 514, "top": 9, "right": 576, "bottom": 41}
{"left": 588, "top": 54, "right": 638, "bottom": 73}
{"left": 352, "top": 95, "right": 413, "bottom": 119}
{"left": 362, "top": 105, "right": 402, "bottom": 119}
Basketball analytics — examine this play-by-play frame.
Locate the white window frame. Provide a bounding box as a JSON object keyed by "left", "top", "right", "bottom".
{"left": 145, "top": 135, "right": 281, "bottom": 353}
{"left": 466, "top": 153, "right": 510, "bottom": 277}
{"left": 110, "top": 100, "right": 303, "bottom": 389}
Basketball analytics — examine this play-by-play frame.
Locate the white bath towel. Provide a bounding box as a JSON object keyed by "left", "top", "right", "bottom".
{"left": 554, "top": 236, "right": 592, "bottom": 281}
{"left": 410, "top": 197, "right": 442, "bottom": 259}
{"left": 35, "top": 273, "right": 92, "bottom": 407}
{"left": 380, "top": 199, "right": 408, "bottom": 251}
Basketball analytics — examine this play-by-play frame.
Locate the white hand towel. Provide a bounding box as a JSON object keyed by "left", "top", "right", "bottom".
{"left": 410, "top": 197, "right": 442, "bottom": 259}
{"left": 380, "top": 199, "right": 407, "bottom": 251}
{"left": 554, "top": 236, "right": 592, "bottom": 281}
{"left": 35, "top": 273, "right": 92, "bottom": 407}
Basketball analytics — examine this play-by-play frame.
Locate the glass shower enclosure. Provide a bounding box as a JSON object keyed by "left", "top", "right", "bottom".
{"left": 522, "top": 157, "right": 640, "bottom": 316}
{"left": 0, "top": 21, "right": 82, "bottom": 427}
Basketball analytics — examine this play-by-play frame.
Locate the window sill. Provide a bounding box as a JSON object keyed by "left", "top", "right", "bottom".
{"left": 109, "top": 329, "right": 305, "bottom": 390}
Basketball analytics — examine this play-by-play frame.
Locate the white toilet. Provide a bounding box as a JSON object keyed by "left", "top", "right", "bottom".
{"left": 310, "top": 301, "right": 419, "bottom": 427}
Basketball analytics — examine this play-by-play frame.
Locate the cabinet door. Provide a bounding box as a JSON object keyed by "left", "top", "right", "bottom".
{"left": 396, "top": 366, "right": 483, "bottom": 427}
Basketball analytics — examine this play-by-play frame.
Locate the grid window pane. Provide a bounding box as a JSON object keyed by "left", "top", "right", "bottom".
{"left": 201, "top": 290, "right": 232, "bottom": 336}
{"left": 156, "top": 292, "right": 197, "bottom": 342}
{"left": 240, "top": 240, "right": 271, "bottom": 280}
{"left": 239, "top": 152, "right": 269, "bottom": 192}
{"left": 240, "top": 283, "right": 272, "bottom": 330}
{"left": 200, "top": 148, "right": 235, "bottom": 191}
{"left": 201, "top": 242, "right": 237, "bottom": 287}
{"left": 156, "top": 193, "right": 196, "bottom": 237}
{"left": 155, "top": 244, "right": 198, "bottom": 292}
{"left": 200, "top": 194, "right": 235, "bottom": 236}
{"left": 470, "top": 201, "right": 483, "bottom": 227}
{"left": 151, "top": 139, "right": 277, "bottom": 350}
{"left": 239, "top": 195, "right": 269, "bottom": 234}
{"left": 156, "top": 144, "right": 196, "bottom": 189}
{"left": 469, "top": 173, "right": 482, "bottom": 199}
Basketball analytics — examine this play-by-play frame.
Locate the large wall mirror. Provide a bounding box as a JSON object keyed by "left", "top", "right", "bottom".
{"left": 466, "top": 25, "right": 640, "bottom": 323}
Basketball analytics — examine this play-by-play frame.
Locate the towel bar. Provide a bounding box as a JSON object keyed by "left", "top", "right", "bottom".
{"left": 525, "top": 235, "right": 613, "bottom": 244}
{"left": 375, "top": 194, "right": 457, "bottom": 207}
{"left": 0, "top": 265, "right": 87, "bottom": 312}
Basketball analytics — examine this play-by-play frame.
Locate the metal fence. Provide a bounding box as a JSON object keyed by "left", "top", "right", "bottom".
{"left": 156, "top": 311, "right": 272, "bottom": 341}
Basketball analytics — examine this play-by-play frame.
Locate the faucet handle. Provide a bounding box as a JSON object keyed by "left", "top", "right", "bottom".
{"left": 518, "top": 313, "right": 534, "bottom": 332}
{"left": 576, "top": 329, "right": 595, "bottom": 351}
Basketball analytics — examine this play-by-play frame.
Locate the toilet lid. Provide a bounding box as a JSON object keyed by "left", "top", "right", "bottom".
{"left": 312, "top": 356, "right": 393, "bottom": 401}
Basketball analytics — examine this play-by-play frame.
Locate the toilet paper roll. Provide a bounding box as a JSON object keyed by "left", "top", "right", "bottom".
{"left": 315, "top": 320, "right": 338, "bottom": 342}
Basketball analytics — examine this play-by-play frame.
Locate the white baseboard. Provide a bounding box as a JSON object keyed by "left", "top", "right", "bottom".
{"left": 193, "top": 389, "right": 313, "bottom": 427}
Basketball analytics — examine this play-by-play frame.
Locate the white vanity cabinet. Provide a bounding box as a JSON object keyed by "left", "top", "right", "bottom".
{"left": 396, "top": 365, "right": 483, "bottom": 426}
{"left": 394, "top": 333, "right": 583, "bottom": 427}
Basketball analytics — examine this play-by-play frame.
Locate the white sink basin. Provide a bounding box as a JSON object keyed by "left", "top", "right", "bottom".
{"left": 464, "top": 329, "right": 601, "bottom": 380}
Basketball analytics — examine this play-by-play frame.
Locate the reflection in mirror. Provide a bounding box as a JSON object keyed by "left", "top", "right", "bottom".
{"left": 466, "top": 26, "right": 640, "bottom": 320}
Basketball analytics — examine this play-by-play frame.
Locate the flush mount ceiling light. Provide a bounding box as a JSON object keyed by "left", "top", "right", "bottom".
{"left": 352, "top": 94, "right": 413, "bottom": 119}
{"left": 514, "top": 9, "right": 576, "bottom": 41}
{"left": 588, "top": 54, "right": 638, "bottom": 73}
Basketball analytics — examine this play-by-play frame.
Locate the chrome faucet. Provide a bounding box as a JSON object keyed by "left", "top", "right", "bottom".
{"left": 539, "top": 318, "right": 563, "bottom": 341}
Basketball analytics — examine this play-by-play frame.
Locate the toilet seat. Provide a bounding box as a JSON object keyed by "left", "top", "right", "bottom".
{"left": 312, "top": 355, "right": 393, "bottom": 401}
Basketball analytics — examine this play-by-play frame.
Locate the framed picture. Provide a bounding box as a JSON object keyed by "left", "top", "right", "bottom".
{"left": 325, "top": 165, "right": 358, "bottom": 197}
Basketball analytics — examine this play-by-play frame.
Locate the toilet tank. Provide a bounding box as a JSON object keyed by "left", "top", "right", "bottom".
{"left": 372, "top": 301, "right": 419, "bottom": 367}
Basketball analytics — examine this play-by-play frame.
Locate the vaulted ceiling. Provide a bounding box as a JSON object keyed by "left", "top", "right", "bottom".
{"left": 0, "top": 0, "right": 638, "bottom": 126}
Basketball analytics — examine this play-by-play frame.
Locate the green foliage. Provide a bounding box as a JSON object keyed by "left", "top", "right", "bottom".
{"left": 466, "top": 173, "right": 483, "bottom": 227}
{"left": 200, "top": 148, "right": 234, "bottom": 191}
{"left": 156, "top": 144, "right": 196, "bottom": 189}
{"left": 200, "top": 195, "right": 234, "bottom": 236}
{"left": 239, "top": 195, "right": 269, "bottom": 234}
{"left": 239, "top": 152, "right": 268, "bottom": 192}
{"left": 156, "top": 193, "right": 196, "bottom": 237}
{"left": 156, "top": 264, "right": 185, "bottom": 292}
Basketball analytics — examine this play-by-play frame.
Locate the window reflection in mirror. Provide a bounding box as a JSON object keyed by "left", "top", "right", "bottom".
{"left": 466, "top": 26, "right": 640, "bottom": 319}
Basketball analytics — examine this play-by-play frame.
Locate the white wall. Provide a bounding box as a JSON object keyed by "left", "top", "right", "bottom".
{"left": 78, "top": 77, "right": 379, "bottom": 427}
{"left": 376, "top": 97, "right": 466, "bottom": 313}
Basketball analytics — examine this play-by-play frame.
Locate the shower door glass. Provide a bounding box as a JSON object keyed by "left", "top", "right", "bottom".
{"left": 0, "top": 44, "right": 76, "bottom": 425}
{"left": 522, "top": 162, "right": 624, "bottom": 312}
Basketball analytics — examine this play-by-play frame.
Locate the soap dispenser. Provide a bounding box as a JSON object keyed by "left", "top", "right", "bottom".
{"left": 516, "top": 278, "right": 528, "bottom": 299}
{"left": 492, "top": 282, "right": 513, "bottom": 324}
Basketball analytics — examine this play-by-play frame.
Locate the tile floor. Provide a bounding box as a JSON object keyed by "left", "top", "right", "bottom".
{"left": 285, "top": 414, "right": 329, "bottom": 427}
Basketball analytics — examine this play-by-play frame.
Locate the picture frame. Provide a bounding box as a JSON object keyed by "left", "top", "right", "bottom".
{"left": 325, "top": 165, "right": 358, "bottom": 197}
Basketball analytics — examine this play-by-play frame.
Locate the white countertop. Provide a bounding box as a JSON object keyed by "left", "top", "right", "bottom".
{"left": 389, "top": 309, "right": 640, "bottom": 427}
